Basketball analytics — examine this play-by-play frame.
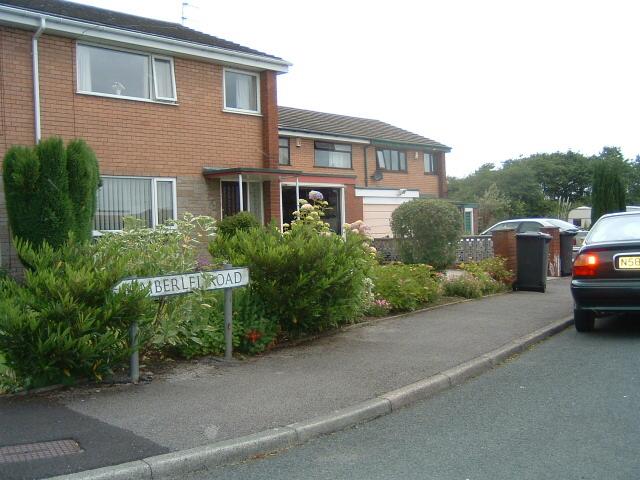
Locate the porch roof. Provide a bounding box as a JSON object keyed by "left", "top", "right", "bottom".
{"left": 203, "top": 167, "right": 304, "bottom": 179}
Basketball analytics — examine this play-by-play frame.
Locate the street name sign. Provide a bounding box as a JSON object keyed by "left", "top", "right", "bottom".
{"left": 113, "top": 268, "right": 249, "bottom": 298}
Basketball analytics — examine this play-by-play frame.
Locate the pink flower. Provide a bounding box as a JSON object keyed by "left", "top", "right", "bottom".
{"left": 308, "top": 190, "right": 324, "bottom": 201}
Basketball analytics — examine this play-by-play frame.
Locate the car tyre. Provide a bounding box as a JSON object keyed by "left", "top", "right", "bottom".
{"left": 574, "top": 308, "right": 595, "bottom": 332}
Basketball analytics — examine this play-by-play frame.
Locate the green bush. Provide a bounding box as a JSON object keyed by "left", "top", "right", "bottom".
{"left": 95, "top": 213, "right": 217, "bottom": 357}
{"left": 443, "top": 274, "right": 484, "bottom": 299}
{"left": 3, "top": 137, "right": 100, "bottom": 249}
{"left": 0, "top": 239, "right": 151, "bottom": 389}
{"left": 210, "top": 222, "right": 374, "bottom": 336}
{"left": 370, "top": 263, "right": 440, "bottom": 312}
{"left": 66, "top": 139, "right": 100, "bottom": 242}
{"left": 461, "top": 257, "right": 514, "bottom": 286}
{"left": 390, "top": 199, "right": 462, "bottom": 268}
{"left": 216, "top": 212, "right": 261, "bottom": 238}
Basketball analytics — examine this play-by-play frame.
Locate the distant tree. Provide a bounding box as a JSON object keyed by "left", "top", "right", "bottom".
{"left": 591, "top": 147, "right": 626, "bottom": 224}
{"left": 478, "top": 184, "right": 511, "bottom": 232}
{"left": 627, "top": 155, "right": 640, "bottom": 205}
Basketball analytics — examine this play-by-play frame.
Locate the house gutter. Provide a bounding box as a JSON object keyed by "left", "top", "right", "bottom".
{"left": 32, "top": 17, "right": 45, "bottom": 143}
{"left": 0, "top": 5, "right": 290, "bottom": 72}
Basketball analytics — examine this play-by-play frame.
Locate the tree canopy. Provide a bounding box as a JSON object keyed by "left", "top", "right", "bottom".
{"left": 448, "top": 147, "right": 639, "bottom": 223}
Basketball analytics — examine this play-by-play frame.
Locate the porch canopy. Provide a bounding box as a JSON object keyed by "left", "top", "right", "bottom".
{"left": 203, "top": 167, "right": 357, "bottom": 213}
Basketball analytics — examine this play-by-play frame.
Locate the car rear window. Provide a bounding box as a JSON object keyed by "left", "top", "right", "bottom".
{"left": 587, "top": 215, "right": 640, "bottom": 243}
{"left": 547, "top": 219, "right": 579, "bottom": 230}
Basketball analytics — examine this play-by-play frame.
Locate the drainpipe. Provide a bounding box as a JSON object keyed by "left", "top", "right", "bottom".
{"left": 238, "top": 174, "right": 244, "bottom": 211}
{"left": 32, "top": 17, "right": 46, "bottom": 143}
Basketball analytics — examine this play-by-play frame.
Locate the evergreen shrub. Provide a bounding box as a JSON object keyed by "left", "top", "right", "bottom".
{"left": 369, "top": 263, "right": 440, "bottom": 311}
{"left": 0, "top": 238, "right": 151, "bottom": 389}
{"left": 391, "top": 199, "right": 462, "bottom": 268}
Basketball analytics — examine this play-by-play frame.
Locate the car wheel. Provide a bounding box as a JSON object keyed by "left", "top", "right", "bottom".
{"left": 574, "top": 309, "right": 595, "bottom": 332}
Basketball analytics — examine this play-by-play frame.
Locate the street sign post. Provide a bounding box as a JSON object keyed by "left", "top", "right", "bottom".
{"left": 114, "top": 264, "right": 249, "bottom": 382}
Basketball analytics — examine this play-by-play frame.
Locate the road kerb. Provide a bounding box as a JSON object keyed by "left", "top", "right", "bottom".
{"left": 380, "top": 373, "right": 451, "bottom": 411}
{"left": 287, "top": 398, "right": 391, "bottom": 444}
{"left": 143, "top": 427, "right": 297, "bottom": 478}
{"left": 48, "top": 316, "right": 573, "bottom": 480}
{"left": 48, "top": 460, "right": 151, "bottom": 480}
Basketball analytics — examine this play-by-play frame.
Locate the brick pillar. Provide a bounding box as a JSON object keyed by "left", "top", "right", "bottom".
{"left": 437, "top": 152, "right": 447, "bottom": 198}
{"left": 492, "top": 229, "right": 517, "bottom": 279}
{"left": 261, "top": 71, "right": 279, "bottom": 169}
{"left": 541, "top": 227, "right": 560, "bottom": 277}
{"left": 344, "top": 185, "right": 364, "bottom": 224}
{"left": 263, "top": 181, "right": 281, "bottom": 226}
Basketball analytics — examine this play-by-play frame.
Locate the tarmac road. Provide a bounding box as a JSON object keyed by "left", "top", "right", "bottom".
{"left": 186, "top": 315, "right": 640, "bottom": 480}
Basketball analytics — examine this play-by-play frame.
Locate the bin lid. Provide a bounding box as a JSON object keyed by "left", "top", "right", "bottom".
{"left": 559, "top": 230, "right": 578, "bottom": 237}
{"left": 516, "top": 231, "right": 552, "bottom": 240}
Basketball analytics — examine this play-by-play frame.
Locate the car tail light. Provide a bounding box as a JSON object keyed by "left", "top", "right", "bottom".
{"left": 573, "top": 253, "right": 599, "bottom": 277}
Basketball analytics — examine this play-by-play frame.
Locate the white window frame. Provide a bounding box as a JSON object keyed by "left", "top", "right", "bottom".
{"left": 76, "top": 42, "right": 178, "bottom": 103}
{"left": 424, "top": 152, "right": 436, "bottom": 174}
{"left": 95, "top": 175, "right": 177, "bottom": 231}
{"left": 223, "top": 67, "right": 261, "bottom": 115}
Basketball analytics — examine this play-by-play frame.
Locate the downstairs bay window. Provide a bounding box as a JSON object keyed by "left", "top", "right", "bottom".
{"left": 94, "top": 176, "right": 177, "bottom": 231}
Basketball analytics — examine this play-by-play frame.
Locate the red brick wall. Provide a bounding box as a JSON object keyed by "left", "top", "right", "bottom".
{"left": 344, "top": 184, "right": 364, "bottom": 223}
{"left": 492, "top": 229, "right": 517, "bottom": 279}
{"left": 540, "top": 227, "right": 560, "bottom": 277}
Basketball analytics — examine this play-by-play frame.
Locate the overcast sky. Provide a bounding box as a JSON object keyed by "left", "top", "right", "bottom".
{"left": 73, "top": 0, "right": 640, "bottom": 178}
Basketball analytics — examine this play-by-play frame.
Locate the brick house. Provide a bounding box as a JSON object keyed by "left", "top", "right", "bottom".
{"left": 0, "top": 0, "right": 290, "bottom": 273}
{"left": 0, "top": 0, "right": 469, "bottom": 274}
{"left": 278, "top": 107, "right": 474, "bottom": 237}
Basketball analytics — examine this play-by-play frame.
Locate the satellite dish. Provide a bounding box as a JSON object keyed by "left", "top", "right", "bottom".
{"left": 371, "top": 170, "right": 384, "bottom": 181}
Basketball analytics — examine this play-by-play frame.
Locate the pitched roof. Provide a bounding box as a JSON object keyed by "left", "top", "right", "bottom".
{"left": 278, "top": 106, "right": 451, "bottom": 151}
{"left": 0, "top": 0, "right": 283, "bottom": 61}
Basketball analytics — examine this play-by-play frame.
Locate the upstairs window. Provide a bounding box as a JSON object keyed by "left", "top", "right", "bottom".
{"left": 279, "top": 137, "right": 290, "bottom": 165}
{"left": 224, "top": 69, "right": 260, "bottom": 113}
{"left": 376, "top": 149, "right": 407, "bottom": 171}
{"left": 424, "top": 152, "right": 437, "bottom": 174}
{"left": 77, "top": 44, "right": 176, "bottom": 102}
{"left": 314, "top": 142, "right": 352, "bottom": 169}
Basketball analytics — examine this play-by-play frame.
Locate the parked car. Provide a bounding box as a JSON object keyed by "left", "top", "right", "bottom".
{"left": 481, "top": 218, "right": 587, "bottom": 250}
{"left": 571, "top": 211, "right": 640, "bottom": 331}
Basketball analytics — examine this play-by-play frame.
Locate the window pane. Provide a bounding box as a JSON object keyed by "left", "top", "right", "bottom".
{"left": 279, "top": 147, "right": 290, "bottom": 165}
{"left": 315, "top": 149, "right": 350, "bottom": 168}
{"left": 335, "top": 144, "right": 351, "bottom": 152}
{"left": 383, "top": 150, "right": 391, "bottom": 169}
{"left": 156, "top": 180, "right": 174, "bottom": 225}
{"left": 391, "top": 150, "right": 399, "bottom": 170}
{"left": 95, "top": 177, "right": 152, "bottom": 230}
{"left": 153, "top": 58, "right": 175, "bottom": 99}
{"left": 279, "top": 137, "right": 289, "bottom": 147}
{"left": 78, "top": 45, "right": 150, "bottom": 99}
{"left": 400, "top": 152, "right": 406, "bottom": 170}
{"left": 225, "top": 71, "right": 258, "bottom": 111}
{"left": 376, "top": 150, "right": 385, "bottom": 169}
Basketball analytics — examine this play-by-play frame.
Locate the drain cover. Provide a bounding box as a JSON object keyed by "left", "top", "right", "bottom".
{"left": 0, "top": 439, "right": 82, "bottom": 464}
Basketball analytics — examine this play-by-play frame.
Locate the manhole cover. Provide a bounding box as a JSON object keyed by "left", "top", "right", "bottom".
{"left": 0, "top": 439, "right": 82, "bottom": 464}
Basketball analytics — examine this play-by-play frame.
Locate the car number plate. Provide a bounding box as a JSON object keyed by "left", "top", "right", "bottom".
{"left": 618, "top": 256, "right": 640, "bottom": 269}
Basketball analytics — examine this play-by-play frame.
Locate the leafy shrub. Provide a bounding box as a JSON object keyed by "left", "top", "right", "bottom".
{"left": 3, "top": 137, "right": 100, "bottom": 249}
{"left": 390, "top": 199, "right": 462, "bottom": 268}
{"left": 234, "top": 289, "right": 278, "bottom": 354}
{"left": 95, "top": 213, "right": 217, "bottom": 357}
{"left": 364, "top": 297, "right": 392, "bottom": 317}
{"left": 216, "top": 212, "right": 261, "bottom": 238}
{"left": 0, "top": 239, "right": 151, "bottom": 389}
{"left": 210, "top": 222, "right": 374, "bottom": 336}
{"left": 461, "top": 257, "right": 514, "bottom": 286}
{"left": 370, "top": 263, "right": 440, "bottom": 311}
{"left": 443, "top": 274, "right": 484, "bottom": 299}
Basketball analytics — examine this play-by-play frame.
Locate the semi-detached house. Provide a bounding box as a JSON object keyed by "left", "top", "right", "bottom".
{"left": 0, "top": 0, "right": 468, "bottom": 275}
